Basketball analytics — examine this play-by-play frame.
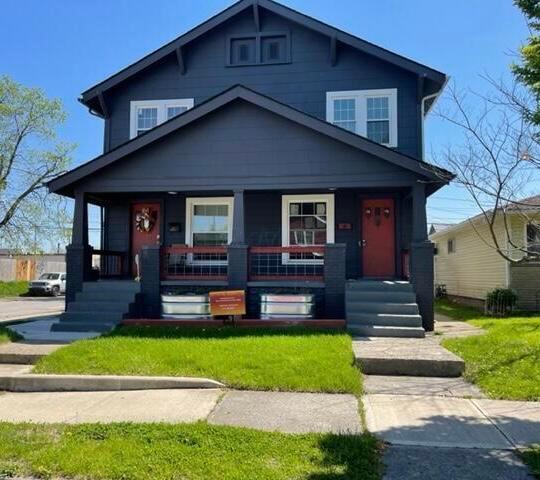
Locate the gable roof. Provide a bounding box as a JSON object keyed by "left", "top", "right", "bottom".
{"left": 429, "top": 195, "right": 540, "bottom": 239}
{"left": 49, "top": 85, "right": 452, "bottom": 196}
{"left": 80, "top": 0, "right": 447, "bottom": 116}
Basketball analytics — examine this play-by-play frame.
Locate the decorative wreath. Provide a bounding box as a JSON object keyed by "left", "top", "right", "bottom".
{"left": 135, "top": 207, "right": 156, "bottom": 233}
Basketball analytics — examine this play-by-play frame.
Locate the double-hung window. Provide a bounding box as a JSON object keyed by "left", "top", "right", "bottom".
{"left": 130, "top": 99, "right": 194, "bottom": 139}
{"left": 185, "top": 197, "right": 234, "bottom": 264}
{"left": 282, "top": 194, "right": 335, "bottom": 264}
{"left": 526, "top": 222, "right": 540, "bottom": 254}
{"left": 326, "top": 89, "right": 398, "bottom": 147}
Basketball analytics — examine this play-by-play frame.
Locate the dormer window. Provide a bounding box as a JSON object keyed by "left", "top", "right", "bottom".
{"left": 130, "top": 99, "right": 194, "bottom": 139}
{"left": 227, "top": 32, "right": 290, "bottom": 66}
{"left": 326, "top": 89, "right": 398, "bottom": 147}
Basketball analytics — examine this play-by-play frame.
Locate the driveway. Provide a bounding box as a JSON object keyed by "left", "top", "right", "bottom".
{"left": 0, "top": 297, "right": 64, "bottom": 325}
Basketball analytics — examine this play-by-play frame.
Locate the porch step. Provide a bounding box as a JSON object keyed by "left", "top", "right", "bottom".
{"left": 59, "top": 311, "right": 125, "bottom": 323}
{"left": 346, "top": 301, "right": 419, "bottom": 315}
{"left": 54, "top": 281, "right": 140, "bottom": 334}
{"left": 51, "top": 322, "right": 117, "bottom": 333}
{"left": 347, "top": 313, "right": 423, "bottom": 328}
{"left": 68, "top": 301, "right": 133, "bottom": 313}
{"left": 82, "top": 281, "right": 140, "bottom": 293}
{"left": 345, "top": 280, "right": 425, "bottom": 338}
{"left": 348, "top": 325, "right": 425, "bottom": 338}
{"left": 346, "top": 280, "right": 414, "bottom": 292}
{"left": 345, "top": 289, "right": 417, "bottom": 304}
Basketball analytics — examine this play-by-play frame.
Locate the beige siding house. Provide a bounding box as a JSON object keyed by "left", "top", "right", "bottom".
{"left": 430, "top": 196, "right": 540, "bottom": 310}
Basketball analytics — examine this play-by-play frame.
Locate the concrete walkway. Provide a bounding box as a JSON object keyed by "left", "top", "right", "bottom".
{"left": 7, "top": 318, "right": 100, "bottom": 343}
{"left": 0, "top": 297, "right": 64, "bottom": 324}
{"left": 0, "top": 389, "right": 361, "bottom": 434}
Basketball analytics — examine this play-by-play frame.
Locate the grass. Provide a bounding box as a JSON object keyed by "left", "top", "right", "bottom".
{"left": 0, "top": 422, "right": 382, "bottom": 480}
{"left": 522, "top": 446, "right": 540, "bottom": 479}
{"left": 35, "top": 326, "right": 362, "bottom": 394}
{"left": 437, "top": 299, "right": 540, "bottom": 400}
{"left": 0, "top": 326, "right": 20, "bottom": 344}
{"left": 0, "top": 280, "right": 28, "bottom": 298}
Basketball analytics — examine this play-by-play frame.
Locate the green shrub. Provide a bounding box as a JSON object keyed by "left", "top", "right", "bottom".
{"left": 485, "top": 288, "right": 518, "bottom": 317}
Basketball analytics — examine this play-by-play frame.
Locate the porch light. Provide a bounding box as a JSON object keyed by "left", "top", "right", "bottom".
{"left": 168, "top": 191, "right": 178, "bottom": 195}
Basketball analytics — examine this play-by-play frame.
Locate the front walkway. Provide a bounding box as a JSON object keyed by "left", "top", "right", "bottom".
{"left": 0, "top": 297, "right": 64, "bottom": 325}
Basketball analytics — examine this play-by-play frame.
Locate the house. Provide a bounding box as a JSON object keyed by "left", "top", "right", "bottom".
{"left": 429, "top": 223, "right": 454, "bottom": 236}
{"left": 430, "top": 195, "right": 540, "bottom": 310}
{"left": 47, "top": 0, "right": 452, "bottom": 336}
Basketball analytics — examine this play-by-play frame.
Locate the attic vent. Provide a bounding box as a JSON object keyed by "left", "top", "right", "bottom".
{"left": 228, "top": 32, "right": 290, "bottom": 66}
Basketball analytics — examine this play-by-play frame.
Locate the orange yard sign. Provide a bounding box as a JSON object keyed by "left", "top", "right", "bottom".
{"left": 209, "top": 290, "right": 246, "bottom": 316}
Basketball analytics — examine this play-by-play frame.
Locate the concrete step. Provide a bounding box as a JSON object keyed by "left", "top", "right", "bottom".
{"left": 346, "top": 301, "right": 419, "bottom": 315}
{"left": 82, "top": 281, "right": 140, "bottom": 293}
{"left": 68, "top": 301, "right": 132, "bottom": 313}
{"left": 76, "top": 291, "right": 138, "bottom": 303}
{"left": 347, "top": 313, "right": 423, "bottom": 327}
{"left": 346, "top": 280, "right": 413, "bottom": 292}
{"left": 60, "top": 311, "right": 125, "bottom": 323}
{"left": 347, "top": 324, "right": 425, "bottom": 338}
{"left": 345, "top": 290, "right": 417, "bottom": 303}
{"left": 51, "top": 321, "right": 117, "bottom": 333}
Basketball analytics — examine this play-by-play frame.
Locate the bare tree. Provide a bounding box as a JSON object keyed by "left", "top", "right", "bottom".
{"left": 0, "top": 75, "right": 74, "bottom": 252}
{"left": 431, "top": 80, "right": 540, "bottom": 262}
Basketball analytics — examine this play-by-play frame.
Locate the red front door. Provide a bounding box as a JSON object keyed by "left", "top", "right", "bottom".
{"left": 361, "top": 198, "right": 395, "bottom": 278}
{"left": 131, "top": 202, "right": 161, "bottom": 276}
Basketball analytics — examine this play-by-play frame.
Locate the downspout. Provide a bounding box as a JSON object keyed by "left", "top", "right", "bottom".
{"left": 420, "top": 75, "right": 450, "bottom": 160}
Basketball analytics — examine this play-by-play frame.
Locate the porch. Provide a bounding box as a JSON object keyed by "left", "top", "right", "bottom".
{"left": 63, "top": 184, "right": 434, "bottom": 331}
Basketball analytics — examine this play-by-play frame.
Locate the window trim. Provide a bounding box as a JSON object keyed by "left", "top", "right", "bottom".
{"left": 185, "top": 197, "right": 234, "bottom": 265}
{"left": 525, "top": 221, "right": 540, "bottom": 255}
{"left": 281, "top": 194, "right": 335, "bottom": 265}
{"left": 130, "top": 98, "right": 194, "bottom": 139}
{"left": 326, "top": 89, "right": 398, "bottom": 147}
{"left": 447, "top": 238, "right": 456, "bottom": 254}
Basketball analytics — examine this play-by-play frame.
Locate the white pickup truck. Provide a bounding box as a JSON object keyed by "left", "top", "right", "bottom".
{"left": 28, "top": 272, "right": 67, "bottom": 296}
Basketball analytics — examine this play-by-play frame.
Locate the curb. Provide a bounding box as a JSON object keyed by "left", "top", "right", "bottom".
{"left": 0, "top": 373, "right": 225, "bottom": 392}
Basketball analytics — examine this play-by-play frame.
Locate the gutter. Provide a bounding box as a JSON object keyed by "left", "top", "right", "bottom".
{"left": 421, "top": 74, "right": 450, "bottom": 160}
{"left": 77, "top": 96, "right": 104, "bottom": 119}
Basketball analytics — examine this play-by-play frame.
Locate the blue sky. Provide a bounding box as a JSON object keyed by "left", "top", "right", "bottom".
{"left": 0, "top": 0, "right": 531, "bottom": 237}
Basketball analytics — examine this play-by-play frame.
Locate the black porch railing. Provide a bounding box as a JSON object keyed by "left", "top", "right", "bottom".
{"left": 161, "top": 246, "right": 228, "bottom": 280}
{"left": 249, "top": 246, "right": 325, "bottom": 281}
{"left": 92, "top": 249, "right": 127, "bottom": 278}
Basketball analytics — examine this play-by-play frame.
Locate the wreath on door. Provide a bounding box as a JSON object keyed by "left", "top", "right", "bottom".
{"left": 135, "top": 207, "right": 156, "bottom": 233}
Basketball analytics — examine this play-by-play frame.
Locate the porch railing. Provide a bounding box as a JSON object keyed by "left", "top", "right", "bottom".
{"left": 92, "top": 249, "right": 127, "bottom": 278}
{"left": 249, "top": 246, "right": 325, "bottom": 281}
{"left": 161, "top": 245, "right": 228, "bottom": 280}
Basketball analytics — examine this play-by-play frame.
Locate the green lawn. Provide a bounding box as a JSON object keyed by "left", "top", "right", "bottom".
{"left": 35, "top": 326, "right": 362, "bottom": 394}
{"left": 0, "top": 326, "right": 20, "bottom": 344}
{"left": 437, "top": 299, "right": 540, "bottom": 400}
{"left": 0, "top": 422, "right": 382, "bottom": 480}
{"left": 0, "top": 280, "right": 28, "bottom": 298}
{"left": 522, "top": 446, "right": 540, "bottom": 479}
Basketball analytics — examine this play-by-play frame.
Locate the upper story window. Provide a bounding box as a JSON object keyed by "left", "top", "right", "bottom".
{"left": 227, "top": 32, "right": 290, "bottom": 66}
{"left": 130, "top": 99, "right": 194, "bottom": 139}
{"left": 526, "top": 222, "right": 540, "bottom": 254}
{"left": 447, "top": 238, "right": 456, "bottom": 254}
{"left": 326, "top": 89, "right": 398, "bottom": 147}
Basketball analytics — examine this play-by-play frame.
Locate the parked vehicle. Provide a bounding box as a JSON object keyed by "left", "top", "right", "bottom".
{"left": 28, "top": 272, "right": 66, "bottom": 296}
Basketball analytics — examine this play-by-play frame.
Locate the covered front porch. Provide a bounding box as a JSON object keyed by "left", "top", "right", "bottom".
{"left": 65, "top": 183, "right": 433, "bottom": 328}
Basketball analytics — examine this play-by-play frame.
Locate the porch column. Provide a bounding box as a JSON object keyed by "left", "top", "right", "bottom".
{"left": 324, "top": 243, "right": 346, "bottom": 319}
{"left": 410, "top": 182, "right": 434, "bottom": 331}
{"left": 228, "top": 189, "right": 248, "bottom": 292}
{"left": 65, "top": 191, "right": 92, "bottom": 306}
{"left": 140, "top": 245, "right": 161, "bottom": 318}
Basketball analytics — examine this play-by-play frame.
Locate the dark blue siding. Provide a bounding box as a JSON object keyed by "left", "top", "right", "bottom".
{"left": 105, "top": 8, "right": 420, "bottom": 158}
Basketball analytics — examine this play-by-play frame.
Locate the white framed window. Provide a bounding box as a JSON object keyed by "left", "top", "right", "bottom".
{"left": 526, "top": 222, "right": 540, "bottom": 254}
{"left": 130, "top": 99, "right": 194, "bottom": 139}
{"left": 447, "top": 238, "right": 456, "bottom": 254}
{"left": 326, "top": 89, "right": 398, "bottom": 147}
{"left": 281, "top": 194, "right": 335, "bottom": 264}
{"left": 185, "top": 197, "right": 234, "bottom": 265}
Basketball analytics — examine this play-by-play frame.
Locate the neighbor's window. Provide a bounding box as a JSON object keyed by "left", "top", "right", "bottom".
{"left": 326, "top": 89, "right": 398, "bottom": 147}
{"left": 281, "top": 194, "right": 335, "bottom": 263}
{"left": 185, "top": 197, "right": 234, "bottom": 264}
{"left": 526, "top": 222, "right": 540, "bottom": 253}
{"left": 447, "top": 238, "right": 456, "bottom": 254}
{"left": 130, "top": 99, "right": 194, "bottom": 139}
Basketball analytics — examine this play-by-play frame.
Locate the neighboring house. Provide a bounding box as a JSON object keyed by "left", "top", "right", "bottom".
{"left": 429, "top": 223, "right": 454, "bottom": 236}
{"left": 47, "top": 0, "right": 452, "bottom": 335}
{"left": 430, "top": 195, "right": 540, "bottom": 310}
